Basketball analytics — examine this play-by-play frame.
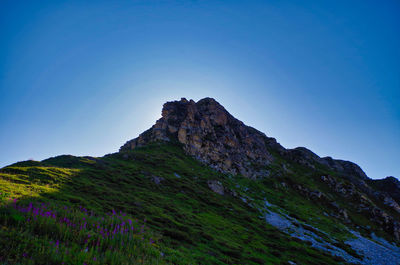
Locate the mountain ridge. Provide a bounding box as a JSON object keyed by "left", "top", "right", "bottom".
{"left": 120, "top": 97, "right": 368, "bottom": 181}
{"left": 120, "top": 97, "right": 400, "bottom": 241}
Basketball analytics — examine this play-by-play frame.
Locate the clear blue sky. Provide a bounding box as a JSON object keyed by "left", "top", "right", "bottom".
{"left": 1, "top": 0, "right": 399, "bottom": 179}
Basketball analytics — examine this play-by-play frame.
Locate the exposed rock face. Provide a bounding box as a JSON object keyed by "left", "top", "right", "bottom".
{"left": 320, "top": 157, "right": 368, "bottom": 180}
{"left": 284, "top": 147, "right": 368, "bottom": 181}
{"left": 120, "top": 98, "right": 277, "bottom": 178}
{"left": 207, "top": 180, "right": 225, "bottom": 195}
{"left": 382, "top": 195, "right": 400, "bottom": 214}
{"left": 371, "top": 176, "right": 400, "bottom": 204}
{"left": 320, "top": 174, "right": 400, "bottom": 240}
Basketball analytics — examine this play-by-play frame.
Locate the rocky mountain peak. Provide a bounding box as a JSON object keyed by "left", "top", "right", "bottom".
{"left": 120, "top": 97, "right": 371, "bottom": 181}
{"left": 120, "top": 97, "right": 278, "bottom": 178}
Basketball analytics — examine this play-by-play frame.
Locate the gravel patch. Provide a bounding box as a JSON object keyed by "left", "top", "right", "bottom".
{"left": 264, "top": 210, "right": 361, "bottom": 264}
{"left": 263, "top": 199, "right": 400, "bottom": 265}
{"left": 345, "top": 231, "right": 400, "bottom": 265}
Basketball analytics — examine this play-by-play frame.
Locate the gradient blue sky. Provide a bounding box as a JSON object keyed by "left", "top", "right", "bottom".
{"left": 1, "top": 0, "right": 399, "bottom": 179}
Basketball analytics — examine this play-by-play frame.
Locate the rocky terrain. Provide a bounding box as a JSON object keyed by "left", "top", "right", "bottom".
{"left": 1, "top": 97, "right": 399, "bottom": 264}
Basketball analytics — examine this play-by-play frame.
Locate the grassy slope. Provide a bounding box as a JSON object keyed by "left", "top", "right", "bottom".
{"left": 1, "top": 142, "right": 363, "bottom": 264}
{"left": 0, "top": 200, "right": 161, "bottom": 264}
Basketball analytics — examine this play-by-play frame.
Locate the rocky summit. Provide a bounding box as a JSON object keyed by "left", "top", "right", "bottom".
{"left": 121, "top": 97, "right": 277, "bottom": 178}
{"left": 120, "top": 98, "right": 368, "bottom": 181}
{"left": 1, "top": 97, "right": 400, "bottom": 265}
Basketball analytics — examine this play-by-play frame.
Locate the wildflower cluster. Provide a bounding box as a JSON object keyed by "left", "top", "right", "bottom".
{"left": 0, "top": 199, "right": 162, "bottom": 264}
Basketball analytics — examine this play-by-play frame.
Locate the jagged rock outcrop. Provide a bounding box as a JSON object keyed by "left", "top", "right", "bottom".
{"left": 284, "top": 147, "right": 368, "bottom": 181}
{"left": 120, "top": 97, "right": 278, "bottom": 178}
{"left": 371, "top": 176, "right": 400, "bottom": 204}
{"left": 320, "top": 175, "right": 400, "bottom": 240}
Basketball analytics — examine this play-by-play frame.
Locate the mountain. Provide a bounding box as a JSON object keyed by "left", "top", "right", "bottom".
{"left": 1, "top": 97, "right": 400, "bottom": 265}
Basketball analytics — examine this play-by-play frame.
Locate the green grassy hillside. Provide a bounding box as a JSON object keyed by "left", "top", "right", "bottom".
{"left": 0, "top": 142, "right": 359, "bottom": 265}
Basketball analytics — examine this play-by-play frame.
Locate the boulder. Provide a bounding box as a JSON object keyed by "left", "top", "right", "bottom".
{"left": 207, "top": 180, "right": 224, "bottom": 195}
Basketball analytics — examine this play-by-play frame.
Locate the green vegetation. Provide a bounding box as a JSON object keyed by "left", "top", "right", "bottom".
{"left": 0, "top": 143, "right": 355, "bottom": 264}
{"left": 0, "top": 200, "right": 160, "bottom": 264}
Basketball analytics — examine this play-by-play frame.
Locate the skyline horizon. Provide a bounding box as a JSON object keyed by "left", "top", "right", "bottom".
{"left": 1, "top": 95, "right": 398, "bottom": 181}
{"left": 1, "top": 1, "right": 399, "bottom": 180}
